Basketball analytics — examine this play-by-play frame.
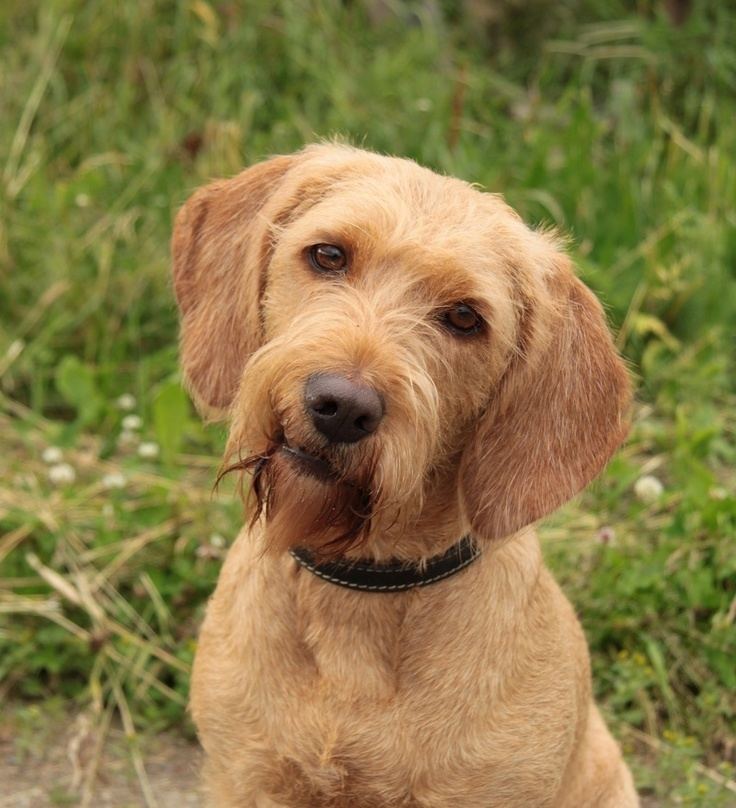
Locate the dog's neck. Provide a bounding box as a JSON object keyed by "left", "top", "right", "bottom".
{"left": 356, "top": 506, "right": 468, "bottom": 563}
{"left": 265, "top": 527, "right": 540, "bottom": 703}
{"left": 343, "top": 464, "right": 471, "bottom": 563}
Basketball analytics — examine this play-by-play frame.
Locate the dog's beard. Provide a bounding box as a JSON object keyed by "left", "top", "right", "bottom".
{"left": 217, "top": 438, "right": 376, "bottom": 558}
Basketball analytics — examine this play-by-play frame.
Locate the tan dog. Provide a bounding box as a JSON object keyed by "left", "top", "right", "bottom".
{"left": 172, "top": 144, "right": 639, "bottom": 807}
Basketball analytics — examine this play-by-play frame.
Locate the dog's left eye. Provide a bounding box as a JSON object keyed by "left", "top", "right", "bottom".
{"left": 308, "top": 244, "right": 347, "bottom": 274}
{"left": 443, "top": 303, "right": 483, "bottom": 335}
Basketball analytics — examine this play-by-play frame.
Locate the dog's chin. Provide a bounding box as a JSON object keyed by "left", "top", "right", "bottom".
{"left": 279, "top": 442, "right": 335, "bottom": 482}
{"left": 247, "top": 440, "right": 373, "bottom": 558}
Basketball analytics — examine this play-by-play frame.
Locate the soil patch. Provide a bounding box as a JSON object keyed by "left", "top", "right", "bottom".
{"left": 0, "top": 703, "right": 203, "bottom": 807}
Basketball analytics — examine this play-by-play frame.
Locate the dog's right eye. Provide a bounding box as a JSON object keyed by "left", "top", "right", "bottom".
{"left": 442, "top": 303, "right": 483, "bottom": 336}
{"left": 308, "top": 244, "right": 347, "bottom": 274}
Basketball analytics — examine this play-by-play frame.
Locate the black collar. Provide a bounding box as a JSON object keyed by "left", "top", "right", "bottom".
{"left": 289, "top": 535, "right": 480, "bottom": 593}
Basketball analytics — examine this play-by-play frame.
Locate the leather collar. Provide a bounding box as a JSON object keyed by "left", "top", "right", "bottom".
{"left": 289, "top": 535, "right": 480, "bottom": 593}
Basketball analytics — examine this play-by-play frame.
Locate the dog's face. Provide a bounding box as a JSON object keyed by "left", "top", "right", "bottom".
{"left": 173, "top": 145, "right": 630, "bottom": 556}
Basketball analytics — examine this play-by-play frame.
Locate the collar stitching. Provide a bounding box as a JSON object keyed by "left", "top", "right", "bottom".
{"left": 289, "top": 536, "right": 480, "bottom": 592}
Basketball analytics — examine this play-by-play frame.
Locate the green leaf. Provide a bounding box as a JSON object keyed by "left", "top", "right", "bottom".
{"left": 153, "top": 381, "right": 189, "bottom": 463}
{"left": 644, "top": 635, "right": 678, "bottom": 715}
{"left": 631, "top": 313, "right": 681, "bottom": 351}
{"left": 54, "top": 355, "right": 100, "bottom": 425}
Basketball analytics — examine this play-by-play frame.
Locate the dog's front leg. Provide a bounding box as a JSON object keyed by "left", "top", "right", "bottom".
{"left": 555, "top": 705, "right": 639, "bottom": 808}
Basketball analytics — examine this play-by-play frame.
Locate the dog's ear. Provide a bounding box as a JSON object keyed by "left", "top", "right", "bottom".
{"left": 171, "top": 155, "right": 296, "bottom": 411}
{"left": 460, "top": 257, "right": 631, "bottom": 541}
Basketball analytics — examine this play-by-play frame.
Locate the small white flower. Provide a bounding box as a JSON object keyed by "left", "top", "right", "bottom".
{"left": 75, "top": 193, "right": 91, "bottom": 207}
{"left": 48, "top": 463, "right": 76, "bottom": 485}
{"left": 634, "top": 475, "right": 664, "bottom": 503}
{"left": 122, "top": 414, "right": 142, "bottom": 431}
{"left": 42, "top": 446, "right": 63, "bottom": 464}
{"left": 118, "top": 429, "right": 138, "bottom": 448}
{"left": 102, "top": 472, "right": 126, "bottom": 490}
{"left": 116, "top": 394, "right": 137, "bottom": 411}
{"left": 137, "top": 441, "right": 159, "bottom": 459}
{"left": 209, "top": 533, "right": 225, "bottom": 548}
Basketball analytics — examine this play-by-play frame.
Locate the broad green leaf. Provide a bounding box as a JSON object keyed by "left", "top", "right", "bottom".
{"left": 153, "top": 381, "right": 190, "bottom": 463}
{"left": 54, "top": 355, "right": 100, "bottom": 425}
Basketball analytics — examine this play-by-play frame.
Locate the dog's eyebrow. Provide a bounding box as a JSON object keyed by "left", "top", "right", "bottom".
{"left": 264, "top": 173, "right": 350, "bottom": 239}
{"left": 255, "top": 174, "right": 348, "bottom": 330}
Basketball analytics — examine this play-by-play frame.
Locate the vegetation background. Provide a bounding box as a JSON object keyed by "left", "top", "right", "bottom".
{"left": 1, "top": 0, "right": 734, "bottom": 805}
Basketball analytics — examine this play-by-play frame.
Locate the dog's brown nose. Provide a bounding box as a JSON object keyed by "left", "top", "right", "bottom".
{"left": 305, "top": 373, "right": 384, "bottom": 444}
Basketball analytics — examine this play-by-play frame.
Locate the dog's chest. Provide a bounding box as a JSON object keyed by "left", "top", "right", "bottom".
{"left": 255, "top": 583, "right": 568, "bottom": 807}
{"left": 268, "top": 657, "right": 470, "bottom": 807}
{"left": 265, "top": 649, "right": 564, "bottom": 808}
{"left": 259, "top": 588, "right": 462, "bottom": 803}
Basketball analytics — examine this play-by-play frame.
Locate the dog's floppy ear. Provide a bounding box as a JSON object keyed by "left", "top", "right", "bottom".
{"left": 460, "top": 257, "right": 631, "bottom": 541}
{"left": 172, "top": 155, "right": 295, "bottom": 411}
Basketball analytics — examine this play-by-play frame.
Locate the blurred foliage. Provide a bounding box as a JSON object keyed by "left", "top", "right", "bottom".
{"left": 1, "top": 0, "right": 735, "bottom": 804}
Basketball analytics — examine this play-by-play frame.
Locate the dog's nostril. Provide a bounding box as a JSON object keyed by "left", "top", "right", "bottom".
{"left": 314, "top": 399, "right": 338, "bottom": 417}
{"left": 354, "top": 415, "right": 371, "bottom": 432}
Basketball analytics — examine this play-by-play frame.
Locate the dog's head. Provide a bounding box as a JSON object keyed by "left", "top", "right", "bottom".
{"left": 172, "top": 144, "right": 630, "bottom": 557}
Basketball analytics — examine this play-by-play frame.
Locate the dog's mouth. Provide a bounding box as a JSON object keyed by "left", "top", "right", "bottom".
{"left": 214, "top": 424, "right": 385, "bottom": 558}
{"left": 279, "top": 441, "right": 335, "bottom": 482}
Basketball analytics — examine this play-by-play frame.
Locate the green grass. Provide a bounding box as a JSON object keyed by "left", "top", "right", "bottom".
{"left": 1, "top": 1, "right": 735, "bottom": 804}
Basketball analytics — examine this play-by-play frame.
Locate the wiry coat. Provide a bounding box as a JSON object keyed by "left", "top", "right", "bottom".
{"left": 172, "top": 144, "right": 639, "bottom": 807}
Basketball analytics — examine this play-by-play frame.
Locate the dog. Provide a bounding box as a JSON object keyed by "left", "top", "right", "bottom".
{"left": 172, "top": 143, "right": 639, "bottom": 807}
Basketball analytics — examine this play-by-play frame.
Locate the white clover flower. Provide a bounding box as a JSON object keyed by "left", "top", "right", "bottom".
{"left": 121, "top": 414, "right": 142, "bottom": 431}
{"left": 48, "top": 463, "right": 76, "bottom": 485}
{"left": 102, "top": 472, "right": 126, "bottom": 490}
{"left": 634, "top": 475, "right": 664, "bottom": 504}
{"left": 117, "top": 429, "right": 138, "bottom": 448}
{"left": 209, "top": 533, "right": 226, "bottom": 548}
{"left": 75, "top": 193, "right": 91, "bottom": 207}
{"left": 42, "top": 446, "right": 64, "bottom": 464}
{"left": 116, "top": 393, "right": 137, "bottom": 411}
{"left": 137, "top": 441, "right": 159, "bottom": 459}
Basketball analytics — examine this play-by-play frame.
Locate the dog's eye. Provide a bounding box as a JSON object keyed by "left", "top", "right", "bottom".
{"left": 308, "top": 244, "right": 347, "bottom": 274}
{"left": 443, "top": 303, "right": 483, "bottom": 336}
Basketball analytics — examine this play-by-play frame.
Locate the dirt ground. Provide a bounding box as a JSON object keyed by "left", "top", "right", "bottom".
{"left": 0, "top": 703, "right": 204, "bottom": 808}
